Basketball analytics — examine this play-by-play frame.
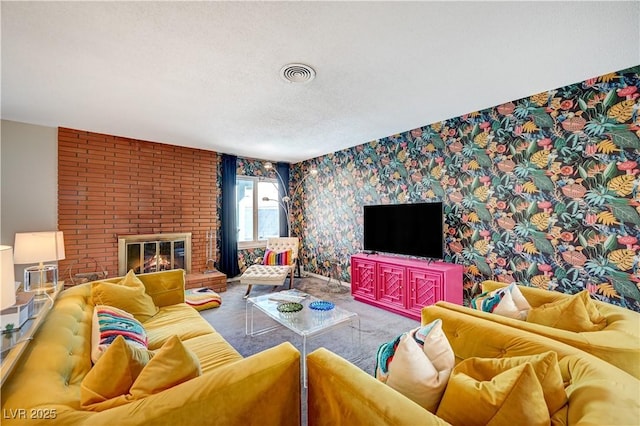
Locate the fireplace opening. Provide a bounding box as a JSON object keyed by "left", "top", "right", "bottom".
{"left": 118, "top": 233, "right": 191, "bottom": 276}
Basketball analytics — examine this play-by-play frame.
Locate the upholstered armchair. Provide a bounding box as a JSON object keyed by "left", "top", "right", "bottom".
{"left": 240, "top": 237, "right": 299, "bottom": 298}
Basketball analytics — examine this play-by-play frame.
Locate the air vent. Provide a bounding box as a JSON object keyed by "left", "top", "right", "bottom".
{"left": 280, "top": 63, "right": 316, "bottom": 83}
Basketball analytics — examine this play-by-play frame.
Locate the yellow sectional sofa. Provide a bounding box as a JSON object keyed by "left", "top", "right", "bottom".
{"left": 307, "top": 303, "right": 640, "bottom": 426}
{"left": 436, "top": 280, "right": 640, "bottom": 379}
{"left": 1, "top": 269, "right": 301, "bottom": 425}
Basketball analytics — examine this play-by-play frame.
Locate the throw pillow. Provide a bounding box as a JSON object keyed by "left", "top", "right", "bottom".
{"left": 471, "top": 283, "right": 531, "bottom": 320}
{"left": 129, "top": 335, "right": 202, "bottom": 398}
{"left": 452, "top": 351, "right": 567, "bottom": 416}
{"left": 91, "top": 305, "right": 148, "bottom": 363}
{"left": 80, "top": 335, "right": 200, "bottom": 411}
{"left": 436, "top": 361, "right": 550, "bottom": 426}
{"left": 81, "top": 335, "right": 155, "bottom": 411}
{"left": 527, "top": 290, "right": 607, "bottom": 332}
{"left": 185, "top": 287, "right": 222, "bottom": 311}
{"left": 375, "top": 319, "right": 454, "bottom": 413}
{"left": 91, "top": 270, "right": 159, "bottom": 323}
{"left": 263, "top": 249, "right": 293, "bottom": 266}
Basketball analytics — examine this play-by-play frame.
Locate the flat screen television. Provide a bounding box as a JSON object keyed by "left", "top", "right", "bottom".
{"left": 363, "top": 202, "right": 444, "bottom": 259}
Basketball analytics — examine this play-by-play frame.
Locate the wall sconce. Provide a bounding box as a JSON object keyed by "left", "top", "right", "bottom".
{"left": 13, "top": 231, "right": 65, "bottom": 301}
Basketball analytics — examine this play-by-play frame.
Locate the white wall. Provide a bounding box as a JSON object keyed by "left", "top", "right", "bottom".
{"left": 0, "top": 120, "right": 57, "bottom": 260}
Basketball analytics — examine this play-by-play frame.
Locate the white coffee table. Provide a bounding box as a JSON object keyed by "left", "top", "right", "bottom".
{"left": 245, "top": 289, "right": 361, "bottom": 386}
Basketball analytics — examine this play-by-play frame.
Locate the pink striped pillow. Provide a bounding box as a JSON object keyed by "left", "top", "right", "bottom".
{"left": 263, "top": 249, "right": 292, "bottom": 266}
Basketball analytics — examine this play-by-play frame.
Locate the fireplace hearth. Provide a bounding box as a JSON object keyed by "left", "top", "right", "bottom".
{"left": 118, "top": 233, "right": 192, "bottom": 276}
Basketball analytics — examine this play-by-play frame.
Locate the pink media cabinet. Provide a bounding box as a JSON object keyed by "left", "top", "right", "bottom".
{"left": 351, "top": 253, "right": 463, "bottom": 321}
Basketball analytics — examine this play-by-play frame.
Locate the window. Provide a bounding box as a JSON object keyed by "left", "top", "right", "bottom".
{"left": 237, "top": 176, "right": 280, "bottom": 248}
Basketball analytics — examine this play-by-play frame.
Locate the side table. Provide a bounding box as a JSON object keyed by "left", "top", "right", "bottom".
{"left": 1, "top": 288, "right": 60, "bottom": 386}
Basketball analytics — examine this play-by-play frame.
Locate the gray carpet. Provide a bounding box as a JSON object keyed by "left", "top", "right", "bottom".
{"left": 199, "top": 275, "right": 420, "bottom": 376}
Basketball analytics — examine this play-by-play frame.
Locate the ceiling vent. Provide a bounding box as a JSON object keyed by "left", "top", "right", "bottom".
{"left": 280, "top": 63, "right": 316, "bottom": 84}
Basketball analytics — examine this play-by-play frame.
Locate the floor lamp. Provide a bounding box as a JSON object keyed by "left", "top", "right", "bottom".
{"left": 14, "top": 231, "right": 65, "bottom": 302}
{"left": 263, "top": 161, "right": 318, "bottom": 237}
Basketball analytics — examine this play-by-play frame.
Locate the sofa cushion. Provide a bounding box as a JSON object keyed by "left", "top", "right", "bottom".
{"left": 143, "top": 303, "right": 216, "bottom": 350}
{"left": 375, "top": 319, "right": 454, "bottom": 413}
{"left": 182, "top": 333, "right": 243, "bottom": 373}
{"left": 527, "top": 290, "right": 607, "bottom": 332}
{"left": 471, "top": 282, "right": 531, "bottom": 320}
{"left": 91, "top": 270, "right": 159, "bottom": 322}
{"left": 130, "top": 335, "right": 202, "bottom": 397}
{"left": 91, "top": 305, "right": 148, "bottom": 363}
{"left": 436, "top": 361, "right": 550, "bottom": 426}
{"left": 81, "top": 335, "right": 155, "bottom": 410}
{"left": 263, "top": 249, "right": 293, "bottom": 266}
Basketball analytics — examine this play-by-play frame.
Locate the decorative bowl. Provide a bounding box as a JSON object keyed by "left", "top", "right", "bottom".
{"left": 277, "top": 302, "right": 303, "bottom": 319}
{"left": 309, "top": 300, "right": 335, "bottom": 311}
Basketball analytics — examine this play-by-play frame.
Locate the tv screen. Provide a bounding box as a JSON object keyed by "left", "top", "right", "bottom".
{"left": 363, "top": 202, "right": 443, "bottom": 259}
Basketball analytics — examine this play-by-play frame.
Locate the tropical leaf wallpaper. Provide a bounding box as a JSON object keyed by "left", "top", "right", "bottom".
{"left": 290, "top": 66, "right": 640, "bottom": 312}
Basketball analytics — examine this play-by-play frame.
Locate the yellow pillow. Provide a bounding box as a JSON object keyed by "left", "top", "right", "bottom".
{"left": 81, "top": 335, "right": 155, "bottom": 411}
{"left": 129, "top": 335, "right": 201, "bottom": 397}
{"left": 91, "top": 270, "right": 159, "bottom": 322}
{"left": 452, "top": 351, "right": 567, "bottom": 416}
{"left": 527, "top": 290, "right": 607, "bottom": 332}
{"left": 436, "top": 362, "right": 550, "bottom": 426}
{"left": 80, "top": 335, "right": 200, "bottom": 411}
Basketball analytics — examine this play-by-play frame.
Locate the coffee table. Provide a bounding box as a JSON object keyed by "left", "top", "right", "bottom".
{"left": 245, "top": 289, "right": 361, "bottom": 385}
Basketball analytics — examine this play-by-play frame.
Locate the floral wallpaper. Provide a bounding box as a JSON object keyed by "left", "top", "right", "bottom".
{"left": 293, "top": 65, "right": 640, "bottom": 312}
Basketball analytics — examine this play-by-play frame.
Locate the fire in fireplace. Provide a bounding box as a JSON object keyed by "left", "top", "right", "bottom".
{"left": 118, "top": 233, "right": 191, "bottom": 276}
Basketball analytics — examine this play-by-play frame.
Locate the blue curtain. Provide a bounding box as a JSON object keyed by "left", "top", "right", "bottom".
{"left": 277, "top": 162, "right": 290, "bottom": 237}
{"left": 220, "top": 154, "right": 240, "bottom": 277}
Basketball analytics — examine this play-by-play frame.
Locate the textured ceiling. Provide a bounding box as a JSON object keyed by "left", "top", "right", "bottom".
{"left": 2, "top": 1, "right": 639, "bottom": 163}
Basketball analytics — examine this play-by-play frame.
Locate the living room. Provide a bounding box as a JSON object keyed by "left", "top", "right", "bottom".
{"left": 2, "top": 1, "right": 639, "bottom": 310}
{"left": 1, "top": 2, "right": 640, "bottom": 425}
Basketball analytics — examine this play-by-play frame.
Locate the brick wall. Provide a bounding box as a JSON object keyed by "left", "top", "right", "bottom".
{"left": 58, "top": 128, "right": 219, "bottom": 284}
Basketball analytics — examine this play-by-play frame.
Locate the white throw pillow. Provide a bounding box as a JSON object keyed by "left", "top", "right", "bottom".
{"left": 507, "top": 283, "right": 531, "bottom": 319}
{"left": 384, "top": 319, "right": 454, "bottom": 413}
{"left": 472, "top": 283, "right": 531, "bottom": 320}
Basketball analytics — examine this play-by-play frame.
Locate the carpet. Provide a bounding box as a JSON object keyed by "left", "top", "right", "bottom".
{"left": 198, "top": 275, "right": 420, "bottom": 376}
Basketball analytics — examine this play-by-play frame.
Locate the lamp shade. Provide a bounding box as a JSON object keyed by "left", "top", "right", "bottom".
{"left": 14, "top": 231, "right": 66, "bottom": 265}
{"left": 1, "top": 245, "right": 16, "bottom": 310}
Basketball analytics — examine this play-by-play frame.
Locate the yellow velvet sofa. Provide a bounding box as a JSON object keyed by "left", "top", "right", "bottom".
{"left": 435, "top": 280, "right": 640, "bottom": 379}
{"left": 307, "top": 303, "right": 640, "bottom": 426}
{"left": 1, "top": 269, "right": 301, "bottom": 425}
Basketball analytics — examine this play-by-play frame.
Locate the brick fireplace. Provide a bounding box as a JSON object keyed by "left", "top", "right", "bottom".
{"left": 57, "top": 128, "right": 225, "bottom": 291}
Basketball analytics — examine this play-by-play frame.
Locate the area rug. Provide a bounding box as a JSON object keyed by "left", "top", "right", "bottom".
{"left": 185, "top": 287, "right": 222, "bottom": 311}
{"left": 199, "top": 276, "right": 419, "bottom": 376}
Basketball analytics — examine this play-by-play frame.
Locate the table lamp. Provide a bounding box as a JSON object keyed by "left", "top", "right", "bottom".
{"left": 13, "top": 231, "right": 65, "bottom": 300}
{"left": 0, "top": 245, "right": 16, "bottom": 310}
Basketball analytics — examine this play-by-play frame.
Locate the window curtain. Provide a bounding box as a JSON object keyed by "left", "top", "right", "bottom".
{"left": 220, "top": 154, "right": 240, "bottom": 277}
{"left": 277, "top": 162, "right": 290, "bottom": 237}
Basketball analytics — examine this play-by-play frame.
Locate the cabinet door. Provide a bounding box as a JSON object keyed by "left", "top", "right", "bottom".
{"left": 377, "top": 263, "right": 406, "bottom": 309}
{"left": 407, "top": 268, "right": 443, "bottom": 318}
{"left": 351, "top": 258, "right": 376, "bottom": 300}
